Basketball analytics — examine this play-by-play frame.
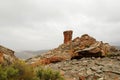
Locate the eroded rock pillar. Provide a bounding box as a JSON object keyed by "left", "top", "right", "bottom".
{"left": 63, "top": 30, "right": 73, "bottom": 44}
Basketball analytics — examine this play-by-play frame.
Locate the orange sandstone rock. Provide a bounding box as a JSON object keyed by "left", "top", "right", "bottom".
{"left": 63, "top": 30, "right": 73, "bottom": 44}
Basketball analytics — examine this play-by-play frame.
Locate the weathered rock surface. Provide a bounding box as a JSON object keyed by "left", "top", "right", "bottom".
{"left": 26, "top": 30, "right": 118, "bottom": 65}
{"left": 0, "top": 45, "right": 17, "bottom": 65}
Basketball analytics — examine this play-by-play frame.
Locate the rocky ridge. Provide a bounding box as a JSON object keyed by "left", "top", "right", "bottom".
{"left": 0, "top": 45, "right": 17, "bottom": 65}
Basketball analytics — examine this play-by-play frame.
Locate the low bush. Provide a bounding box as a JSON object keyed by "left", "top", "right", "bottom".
{"left": 0, "top": 65, "right": 19, "bottom": 80}
{"left": 0, "top": 60, "right": 36, "bottom": 80}
{"left": 12, "top": 60, "right": 36, "bottom": 80}
{"left": 36, "top": 67, "right": 64, "bottom": 80}
{"left": 0, "top": 60, "right": 64, "bottom": 80}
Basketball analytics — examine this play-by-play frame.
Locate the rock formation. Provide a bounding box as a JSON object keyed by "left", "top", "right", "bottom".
{"left": 25, "top": 30, "right": 120, "bottom": 80}
{"left": 63, "top": 30, "right": 73, "bottom": 44}
{"left": 26, "top": 30, "right": 118, "bottom": 66}
{"left": 0, "top": 45, "right": 17, "bottom": 65}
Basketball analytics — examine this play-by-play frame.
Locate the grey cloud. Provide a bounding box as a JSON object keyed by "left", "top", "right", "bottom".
{"left": 0, "top": 0, "right": 120, "bottom": 51}
{"left": 0, "top": 0, "right": 68, "bottom": 27}
{"left": 1, "top": 0, "right": 120, "bottom": 25}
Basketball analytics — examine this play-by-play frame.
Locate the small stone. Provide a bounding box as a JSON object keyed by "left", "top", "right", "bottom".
{"left": 98, "top": 77, "right": 104, "bottom": 80}
{"left": 91, "top": 57, "right": 95, "bottom": 59}
{"left": 90, "top": 66, "right": 99, "bottom": 71}
{"left": 96, "top": 70, "right": 103, "bottom": 73}
{"left": 87, "top": 69, "right": 93, "bottom": 75}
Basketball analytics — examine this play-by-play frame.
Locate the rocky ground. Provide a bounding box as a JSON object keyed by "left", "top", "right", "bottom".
{"left": 45, "top": 54, "right": 120, "bottom": 80}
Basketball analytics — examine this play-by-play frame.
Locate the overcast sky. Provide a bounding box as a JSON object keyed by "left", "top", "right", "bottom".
{"left": 0, "top": 0, "right": 120, "bottom": 51}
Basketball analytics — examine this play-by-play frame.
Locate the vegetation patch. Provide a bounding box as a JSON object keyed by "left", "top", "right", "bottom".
{"left": 0, "top": 60, "right": 64, "bottom": 80}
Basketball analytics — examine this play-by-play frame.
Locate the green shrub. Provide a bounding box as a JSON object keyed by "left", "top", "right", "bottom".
{"left": 0, "top": 60, "right": 64, "bottom": 80}
{"left": 0, "top": 65, "right": 7, "bottom": 80}
{"left": 36, "top": 67, "right": 64, "bottom": 80}
{"left": 5, "top": 66, "right": 19, "bottom": 80}
{"left": 0, "top": 60, "right": 37, "bottom": 80}
{"left": 0, "top": 65, "right": 19, "bottom": 80}
{"left": 12, "top": 60, "right": 36, "bottom": 80}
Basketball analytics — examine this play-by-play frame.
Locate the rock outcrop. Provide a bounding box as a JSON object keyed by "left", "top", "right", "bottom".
{"left": 26, "top": 30, "right": 120, "bottom": 79}
{"left": 26, "top": 30, "right": 118, "bottom": 66}
{"left": 63, "top": 30, "right": 73, "bottom": 44}
{"left": 0, "top": 45, "right": 17, "bottom": 65}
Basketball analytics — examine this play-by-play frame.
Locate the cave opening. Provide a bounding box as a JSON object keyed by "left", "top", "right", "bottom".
{"left": 71, "top": 51, "right": 104, "bottom": 60}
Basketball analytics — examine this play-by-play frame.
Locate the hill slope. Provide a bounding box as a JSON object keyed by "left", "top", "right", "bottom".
{"left": 15, "top": 50, "right": 48, "bottom": 59}
{"left": 0, "top": 45, "right": 17, "bottom": 65}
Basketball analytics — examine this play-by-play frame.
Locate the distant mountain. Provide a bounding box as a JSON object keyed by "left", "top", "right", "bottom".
{"left": 115, "top": 46, "right": 120, "bottom": 50}
{"left": 15, "top": 50, "right": 49, "bottom": 59}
